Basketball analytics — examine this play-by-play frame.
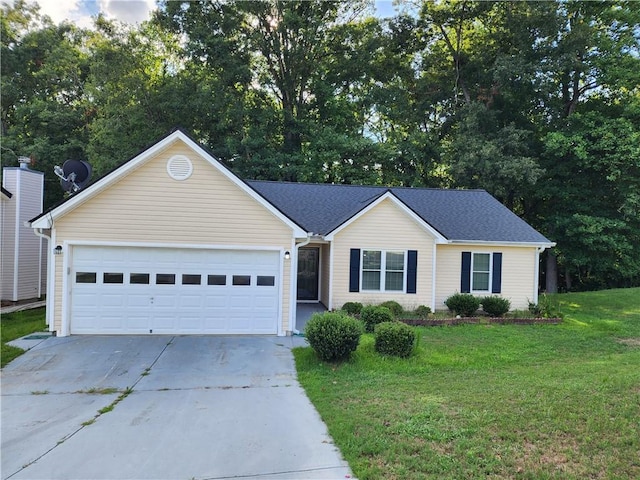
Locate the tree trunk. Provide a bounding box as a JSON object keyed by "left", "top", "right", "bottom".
{"left": 545, "top": 250, "right": 558, "bottom": 293}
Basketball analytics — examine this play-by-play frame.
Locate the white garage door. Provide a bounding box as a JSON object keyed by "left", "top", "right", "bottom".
{"left": 70, "top": 246, "right": 280, "bottom": 334}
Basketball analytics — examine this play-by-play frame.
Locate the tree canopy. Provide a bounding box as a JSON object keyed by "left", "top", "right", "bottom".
{"left": 2, "top": 0, "right": 639, "bottom": 292}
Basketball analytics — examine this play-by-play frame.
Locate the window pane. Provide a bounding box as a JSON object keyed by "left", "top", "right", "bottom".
{"left": 156, "top": 274, "right": 175, "bottom": 285}
{"left": 385, "top": 271, "right": 404, "bottom": 291}
{"left": 130, "top": 273, "right": 150, "bottom": 284}
{"left": 182, "top": 274, "right": 201, "bottom": 285}
{"left": 76, "top": 272, "right": 96, "bottom": 284}
{"left": 232, "top": 275, "right": 251, "bottom": 286}
{"left": 103, "top": 273, "right": 124, "bottom": 284}
{"left": 362, "top": 271, "right": 381, "bottom": 290}
{"left": 362, "top": 250, "right": 381, "bottom": 270}
{"left": 257, "top": 275, "right": 275, "bottom": 286}
{"left": 386, "top": 252, "right": 404, "bottom": 271}
{"left": 473, "top": 272, "right": 490, "bottom": 291}
{"left": 207, "top": 275, "right": 226, "bottom": 286}
{"left": 473, "top": 253, "right": 490, "bottom": 272}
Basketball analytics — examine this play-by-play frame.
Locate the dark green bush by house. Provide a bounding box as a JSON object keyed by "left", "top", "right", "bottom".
{"left": 444, "top": 293, "right": 481, "bottom": 317}
{"left": 481, "top": 296, "right": 511, "bottom": 317}
{"left": 360, "top": 305, "right": 394, "bottom": 333}
{"left": 378, "top": 300, "right": 404, "bottom": 316}
{"left": 341, "top": 301, "right": 363, "bottom": 315}
{"left": 304, "top": 311, "right": 363, "bottom": 362}
{"left": 374, "top": 321, "right": 416, "bottom": 357}
{"left": 414, "top": 305, "right": 431, "bottom": 317}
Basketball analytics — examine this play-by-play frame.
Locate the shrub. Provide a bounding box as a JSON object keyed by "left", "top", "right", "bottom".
{"left": 341, "top": 301, "right": 363, "bottom": 315}
{"left": 444, "top": 293, "right": 481, "bottom": 317}
{"left": 414, "top": 305, "right": 431, "bottom": 317}
{"left": 360, "top": 305, "right": 395, "bottom": 333}
{"left": 379, "top": 300, "right": 404, "bottom": 316}
{"left": 528, "top": 294, "right": 562, "bottom": 318}
{"left": 374, "top": 322, "right": 416, "bottom": 357}
{"left": 304, "top": 312, "right": 363, "bottom": 362}
{"left": 481, "top": 296, "right": 511, "bottom": 317}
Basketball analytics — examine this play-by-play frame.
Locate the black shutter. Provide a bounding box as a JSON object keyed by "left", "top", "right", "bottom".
{"left": 492, "top": 252, "right": 503, "bottom": 293}
{"left": 407, "top": 250, "right": 418, "bottom": 294}
{"left": 461, "top": 252, "right": 471, "bottom": 293}
{"left": 349, "top": 249, "right": 361, "bottom": 292}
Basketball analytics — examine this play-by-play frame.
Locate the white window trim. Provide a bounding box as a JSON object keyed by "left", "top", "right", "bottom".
{"left": 361, "top": 249, "right": 407, "bottom": 293}
{"left": 471, "top": 252, "right": 492, "bottom": 293}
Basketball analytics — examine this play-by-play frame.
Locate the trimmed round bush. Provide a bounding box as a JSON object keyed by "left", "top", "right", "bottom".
{"left": 341, "top": 301, "right": 363, "bottom": 315}
{"left": 360, "top": 305, "right": 394, "bottom": 333}
{"left": 304, "top": 311, "right": 363, "bottom": 362}
{"left": 414, "top": 305, "right": 431, "bottom": 317}
{"left": 374, "top": 321, "right": 416, "bottom": 357}
{"left": 481, "top": 296, "right": 511, "bottom": 317}
{"left": 444, "top": 293, "right": 481, "bottom": 317}
{"left": 379, "top": 300, "right": 404, "bottom": 316}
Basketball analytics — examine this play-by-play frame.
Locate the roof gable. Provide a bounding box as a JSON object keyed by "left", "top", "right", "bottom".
{"left": 250, "top": 181, "right": 553, "bottom": 246}
{"left": 30, "top": 129, "right": 307, "bottom": 237}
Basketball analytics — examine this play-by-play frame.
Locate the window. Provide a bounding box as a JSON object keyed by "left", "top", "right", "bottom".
{"left": 76, "top": 272, "right": 96, "bottom": 284}
{"left": 103, "top": 273, "right": 124, "bottom": 284}
{"left": 232, "top": 275, "right": 251, "bottom": 286}
{"left": 471, "top": 253, "right": 491, "bottom": 292}
{"left": 130, "top": 273, "right": 150, "bottom": 284}
{"left": 207, "top": 275, "right": 226, "bottom": 286}
{"left": 156, "top": 274, "right": 176, "bottom": 285}
{"left": 182, "top": 274, "right": 201, "bottom": 285}
{"left": 361, "top": 250, "right": 405, "bottom": 292}
{"left": 257, "top": 275, "right": 275, "bottom": 286}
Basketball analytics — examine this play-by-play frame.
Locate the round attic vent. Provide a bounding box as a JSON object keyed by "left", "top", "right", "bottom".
{"left": 166, "top": 155, "right": 193, "bottom": 180}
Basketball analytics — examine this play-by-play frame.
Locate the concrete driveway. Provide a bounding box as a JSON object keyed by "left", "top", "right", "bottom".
{"left": 1, "top": 335, "right": 353, "bottom": 480}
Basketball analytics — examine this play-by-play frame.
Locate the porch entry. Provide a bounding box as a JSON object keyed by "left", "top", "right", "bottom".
{"left": 297, "top": 247, "right": 319, "bottom": 301}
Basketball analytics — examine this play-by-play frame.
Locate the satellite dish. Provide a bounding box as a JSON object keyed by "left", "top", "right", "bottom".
{"left": 54, "top": 160, "right": 92, "bottom": 193}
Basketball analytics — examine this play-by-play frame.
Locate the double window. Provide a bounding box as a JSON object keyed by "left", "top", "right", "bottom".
{"left": 361, "top": 250, "right": 406, "bottom": 292}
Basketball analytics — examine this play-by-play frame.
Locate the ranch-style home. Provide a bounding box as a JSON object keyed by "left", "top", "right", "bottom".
{"left": 30, "top": 128, "right": 554, "bottom": 337}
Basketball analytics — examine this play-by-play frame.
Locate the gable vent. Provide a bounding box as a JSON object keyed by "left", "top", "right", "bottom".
{"left": 166, "top": 155, "right": 193, "bottom": 181}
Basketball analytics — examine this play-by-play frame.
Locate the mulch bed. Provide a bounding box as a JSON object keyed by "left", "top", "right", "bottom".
{"left": 400, "top": 317, "right": 562, "bottom": 327}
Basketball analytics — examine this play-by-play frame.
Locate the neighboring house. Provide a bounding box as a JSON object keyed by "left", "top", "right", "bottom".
{"left": 30, "top": 129, "right": 554, "bottom": 337}
{"left": 1, "top": 158, "right": 47, "bottom": 303}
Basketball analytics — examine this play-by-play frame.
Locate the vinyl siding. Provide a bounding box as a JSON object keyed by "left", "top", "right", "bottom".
{"left": 51, "top": 140, "right": 294, "bottom": 334}
{"left": 435, "top": 244, "right": 538, "bottom": 311}
{"left": 331, "top": 198, "right": 435, "bottom": 310}
{"left": 1, "top": 168, "right": 44, "bottom": 301}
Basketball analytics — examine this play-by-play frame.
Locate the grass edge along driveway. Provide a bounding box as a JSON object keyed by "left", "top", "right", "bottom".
{"left": 294, "top": 288, "right": 640, "bottom": 480}
{"left": 1, "top": 307, "right": 46, "bottom": 368}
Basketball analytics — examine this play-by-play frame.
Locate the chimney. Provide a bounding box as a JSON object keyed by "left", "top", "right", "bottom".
{"left": 18, "top": 156, "right": 31, "bottom": 170}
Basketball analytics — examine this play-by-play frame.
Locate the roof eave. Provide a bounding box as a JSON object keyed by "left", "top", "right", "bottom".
{"left": 447, "top": 240, "right": 556, "bottom": 248}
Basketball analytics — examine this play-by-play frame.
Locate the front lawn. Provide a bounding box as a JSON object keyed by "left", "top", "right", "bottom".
{"left": 1, "top": 307, "right": 46, "bottom": 367}
{"left": 294, "top": 288, "right": 640, "bottom": 479}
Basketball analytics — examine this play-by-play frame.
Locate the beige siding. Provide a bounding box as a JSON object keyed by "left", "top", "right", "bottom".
{"left": 1, "top": 174, "right": 17, "bottom": 300}
{"left": 52, "top": 140, "right": 294, "bottom": 334}
{"left": 331, "top": 198, "right": 435, "bottom": 311}
{"left": 435, "top": 245, "right": 538, "bottom": 311}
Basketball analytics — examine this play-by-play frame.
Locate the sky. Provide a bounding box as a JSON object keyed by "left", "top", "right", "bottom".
{"left": 32, "top": 0, "right": 401, "bottom": 29}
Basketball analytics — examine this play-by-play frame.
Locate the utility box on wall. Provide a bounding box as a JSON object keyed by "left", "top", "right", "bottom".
{"left": 1, "top": 157, "right": 47, "bottom": 302}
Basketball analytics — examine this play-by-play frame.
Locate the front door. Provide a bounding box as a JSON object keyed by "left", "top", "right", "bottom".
{"left": 297, "top": 247, "right": 319, "bottom": 301}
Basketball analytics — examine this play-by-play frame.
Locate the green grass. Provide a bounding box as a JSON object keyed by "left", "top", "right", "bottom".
{"left": 294, "top": 288, "right": 640, "bottom": 479}
{"left": 1, "top": 307, "right": 47, "bottom": 367}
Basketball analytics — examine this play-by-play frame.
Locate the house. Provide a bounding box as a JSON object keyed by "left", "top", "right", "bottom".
{"left": 2, "top": 157, "right": 47, "bottom": 303}
{"left": 30, "top": 129, "right": 554, "bottom": 336}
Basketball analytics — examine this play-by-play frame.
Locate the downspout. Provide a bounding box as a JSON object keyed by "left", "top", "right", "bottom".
{"left": 33, "top": 227, "right": 54, "bottom": 329}
{"left": 534, "top": 246, "right": 546, "bottom": 305}
{"left": 431, "top": 242, "right": 438, "bottom": 312}
{"left": 292, "top": 234, "right": 313, "bottom": 335}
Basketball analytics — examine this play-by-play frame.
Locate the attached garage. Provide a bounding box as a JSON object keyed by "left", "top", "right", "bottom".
{"left": 70, "top": 245, "right": 281, "bottom": 335}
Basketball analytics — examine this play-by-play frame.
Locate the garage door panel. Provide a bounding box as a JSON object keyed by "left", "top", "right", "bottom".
{"left": 70, "top": 246, "right": 280, "bottom": 335}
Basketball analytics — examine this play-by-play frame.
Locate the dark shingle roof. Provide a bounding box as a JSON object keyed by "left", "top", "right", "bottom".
{"left": 248, "top": 180, "right": 551, "bottom": 244}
